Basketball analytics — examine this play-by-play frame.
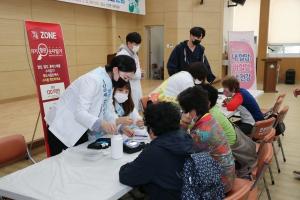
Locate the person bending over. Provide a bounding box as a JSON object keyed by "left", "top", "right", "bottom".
{"left": 177, "top": 86, "right": 235, "bottom": 193}
{"left": 149, "top": 62, "right": 208, "bottom": 103}
{"left": 222, "top": 76, "right": 264, "bottom": 121}
{"left": 221, "top": 76, "right": 258, "bottom": 135}
{"left": 45, "top": 55, "right": 136, "bottom": 156}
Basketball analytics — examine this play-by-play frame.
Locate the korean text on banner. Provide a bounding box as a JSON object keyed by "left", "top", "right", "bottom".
{"left": 228, "top": 31, "right": 257, "bottom": 90}
{"left": 25, "top": 21, "right": 70, "bottom": 156}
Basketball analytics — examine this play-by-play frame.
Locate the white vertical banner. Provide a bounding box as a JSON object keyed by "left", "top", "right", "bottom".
{"left": 228, "top": 31, "right": 257, "bottom": 90}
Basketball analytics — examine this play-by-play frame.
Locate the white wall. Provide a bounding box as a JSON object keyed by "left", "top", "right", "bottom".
{"left": 223, "top": 0, "right": 234, "bottom": 51}
{"left": 268, "top": 0, "right": 300, "bottom": 43}
{"left": 223, "top": 0, "right": 260, "bottom": 51}
{"left": 228, "top": 0, "right": 300, "bottom": 44}
{"left": 232, "top": 0, "right": 260, "bottom": 38}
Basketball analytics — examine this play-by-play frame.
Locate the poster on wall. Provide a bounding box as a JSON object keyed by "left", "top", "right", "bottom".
{"left": 25, "top": 21, "right": 70, "bottom": 156}
{"left": 228, "top": 31, "right": 257, "bottom": 90}
{"left": 58, "top": 0, "right": 145, "bottom": 15}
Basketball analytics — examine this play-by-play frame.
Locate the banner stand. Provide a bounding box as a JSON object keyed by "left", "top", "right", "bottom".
{"left": 29, "top": 112, "right": 41, "bottom": 154}
{"left": 23, "top": 21, "right": 41, "bottom": 160}
{"left": 228, "top": 31, "right": 257, "bottom": 90}
{"left": 25, "top": 21, "right": 70, "bottom": 157}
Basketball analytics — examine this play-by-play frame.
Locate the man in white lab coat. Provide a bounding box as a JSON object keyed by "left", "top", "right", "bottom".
{"left": 45, "top": 55, "right": 136, "bottom": 156}
{"left": 117, "top": 32, "right": 143, "bottom": 112}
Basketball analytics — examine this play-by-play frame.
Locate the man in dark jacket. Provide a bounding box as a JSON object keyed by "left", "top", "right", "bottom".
{"left": 119, "top": 102, "right": 194, "bottom": 200}
{"left": 167, "top": 27, "right": 216, "bottom": 83}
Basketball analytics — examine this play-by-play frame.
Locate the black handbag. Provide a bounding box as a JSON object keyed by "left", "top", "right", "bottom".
{"left": 266, "top": 113, "right": 286, "bottom": 136}
{"left": 275, "top": 121, "right": 286, "bottom": 136}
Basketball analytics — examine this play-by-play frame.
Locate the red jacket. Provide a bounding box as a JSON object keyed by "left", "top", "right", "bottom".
{"left": 224, "top": 93, "right": 243, "bottom": 111}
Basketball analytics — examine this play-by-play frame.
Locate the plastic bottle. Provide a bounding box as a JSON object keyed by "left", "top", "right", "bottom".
{"left": 111, "top": 134, "right": 123, "bottom": 159}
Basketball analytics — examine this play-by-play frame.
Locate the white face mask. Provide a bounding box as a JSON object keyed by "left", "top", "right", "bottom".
{"left": 194, "top": 79, "right": 202, "bottom": 85}
{"left": 114, "top": 92, "right": 128, "bottom": 103}
{"left": 132, "top": 45, "right": 140, "bottom": 53}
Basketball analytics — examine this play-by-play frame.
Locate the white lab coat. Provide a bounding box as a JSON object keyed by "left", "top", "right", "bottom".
{"left": 116, "top": 45, "right": 142, "bottom": 111}
{"left": 45, "top": 67, "right": 117, "bottom": 147}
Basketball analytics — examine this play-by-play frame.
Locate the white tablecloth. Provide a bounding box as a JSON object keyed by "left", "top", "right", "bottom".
{"left": 0, "top": 143, "right": 140, "bottom": 200}
{"left": 0, "top": 89, "right": 264, "bottom": 200}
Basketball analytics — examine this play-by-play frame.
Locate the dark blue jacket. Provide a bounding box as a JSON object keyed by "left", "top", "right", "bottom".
{"left": 240, "top": 88, "right": 264, "bottom": 121}
{"left": 119, "top": 130, "right": 194, "bottom": 200}
{"left": 167, "top": 41, "right": 216, "bottom": 83}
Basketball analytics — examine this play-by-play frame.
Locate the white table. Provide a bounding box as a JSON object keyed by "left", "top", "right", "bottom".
{"left": 0, "top": 89, "right": 264, "bottom": 200}
{"left": 0, "top": 143, "right": 140, "bottom": 200}
{"left": 217, "top": 89, "right": 264, "bottom": 118}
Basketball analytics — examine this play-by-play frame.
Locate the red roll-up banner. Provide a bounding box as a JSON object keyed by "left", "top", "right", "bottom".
{"left": 25, "top": 21, "right": 70, "bottom": 157}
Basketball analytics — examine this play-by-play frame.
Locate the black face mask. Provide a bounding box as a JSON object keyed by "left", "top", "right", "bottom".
{"left": 112, "top": 77, "right": 128, "bottom": 88}
{"left": 192, "top": 39, "right": 200, "bottom": 46}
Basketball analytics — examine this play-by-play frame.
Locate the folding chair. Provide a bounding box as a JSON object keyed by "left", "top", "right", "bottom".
{"left": 0, "top": 135, "right": 36, "bottom": 200}
{"left": 225, "top": 143, "right": 274, "bottom": 200}
{"left": 251, "top": 142, "right": 274, "bottom": 200}
{"left": 250, "top": 118, "right": 277, "bottom": 183}
{"left": 225, "top": 178, "right": 256, "bottom": 200}
{"left": 250, "top": 117, "right": 276, "bottom": 142}
{"left": 262, "top": 93, "right": 286, "bottom": 117}
{"left": 0, "top": 134, "right": 36, "bottom": 167}
{"left": 273, "top": 106, "right": 289, "bottom": 163}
